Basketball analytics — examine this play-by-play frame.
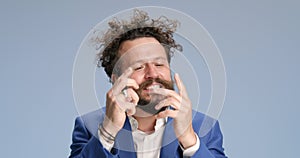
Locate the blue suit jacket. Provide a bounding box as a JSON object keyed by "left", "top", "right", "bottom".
{"left": 69, "top": 109, "right": 227, "bottom": 158}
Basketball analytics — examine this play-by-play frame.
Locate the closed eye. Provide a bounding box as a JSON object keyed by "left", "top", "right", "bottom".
{"left": 134, "top": 67, "right": 142, "bottom": 70}
{"left": 155, "top": 63, "right": 164, "bottom": 67}
{"left": 134, "top": 65, "right": 144, "bottom": 71}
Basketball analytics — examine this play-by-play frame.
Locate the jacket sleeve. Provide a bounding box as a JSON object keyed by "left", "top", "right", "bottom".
{"left": 69, "top": 117, "right": 119, "bottom": 158}
{"left": 190, "top": 121, "right": 228, "bottom": 158}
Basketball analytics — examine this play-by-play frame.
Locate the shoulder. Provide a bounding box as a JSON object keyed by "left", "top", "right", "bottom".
{"left": 191, "top": 110, "right": 221, "bottom": 137}
{"left": 80, "top": 108, "right": 105, "bottom": 122}
{"left": 75, "top": 108, "right": 106, "bottom": 136}
{"left": 191, "top": 110, "right": 208, "bottom": 128}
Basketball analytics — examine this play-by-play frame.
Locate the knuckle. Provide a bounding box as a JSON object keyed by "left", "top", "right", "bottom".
{"left": 110, "top": 95, "right": 116, "bottom": 103}
{"left": 107, "top": 90, "right": 113, "bottom": 98}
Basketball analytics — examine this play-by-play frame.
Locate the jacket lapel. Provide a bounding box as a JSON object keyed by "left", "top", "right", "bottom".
{"left": 114, "top": 117, "right": 137, "bottom": 158}
{"left": 160, "top": 118, "right": 179, "bottom": 158}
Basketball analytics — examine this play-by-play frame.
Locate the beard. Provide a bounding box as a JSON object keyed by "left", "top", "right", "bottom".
{"left": 134, "top": 78, "right": 174, "bottom": 115}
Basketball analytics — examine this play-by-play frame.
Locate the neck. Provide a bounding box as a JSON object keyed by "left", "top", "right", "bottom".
{"left": 133, "top": 108, "right": 157, "bottom": 132}
{"left": 133, "top": 115, "right": 156, "bottom": 132}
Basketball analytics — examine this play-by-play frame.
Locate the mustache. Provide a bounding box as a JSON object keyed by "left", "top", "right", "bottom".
{"left": 135, "top": 78, "right": 174, "bottom": 95}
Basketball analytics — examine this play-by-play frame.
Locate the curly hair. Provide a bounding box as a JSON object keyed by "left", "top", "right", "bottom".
{"left": 92, "top": 9, "right": 182, "bottom": 78}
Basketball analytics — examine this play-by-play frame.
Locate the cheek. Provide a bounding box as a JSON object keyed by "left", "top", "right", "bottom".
{"left": 160, "top": 68, "right": 172, "bottom": 80}
{"left": 130, "top": 73, "right": 144, "bottom": 84}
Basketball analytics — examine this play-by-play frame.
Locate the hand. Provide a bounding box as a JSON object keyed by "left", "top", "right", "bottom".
{"left": 153, "top": 73, "right": 197, "bottom": 148}
{"left": 102, "top": 67, "right": 139, "bottom": 137}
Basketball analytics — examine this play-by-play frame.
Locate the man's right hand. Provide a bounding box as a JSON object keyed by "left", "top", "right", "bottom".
{"left": 102, "top": 67, "right": 139, "bottom": 137}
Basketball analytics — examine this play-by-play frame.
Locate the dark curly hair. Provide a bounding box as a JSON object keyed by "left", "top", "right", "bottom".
{"left": 93, "top": 9, "right": 182, "bottom": 79}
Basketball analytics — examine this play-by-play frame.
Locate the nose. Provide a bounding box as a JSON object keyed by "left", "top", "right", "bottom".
{"left": 144, "top": 64, "right": 159, "bottom": 79}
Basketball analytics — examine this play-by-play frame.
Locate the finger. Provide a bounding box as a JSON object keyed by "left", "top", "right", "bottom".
{"left": 113, "top": 67, "right": 138, "bottom": 89}
{"left": 174, "top": 73, "right": 188, "bottom": 98}
{"left": 115, "top": 78, "right": 139, "bottom": 90}
{"left": 124, "top": 102, "right": 136, "bottom": 116}
{"left": 156, "top": 109, "right": 178, "bottom": 119}
{"left": 120, "top": 67, "right": 134, "bottom": 79}
{"left": 115, "top": 97, "right": 135, "bottom": 114}
{"left": 155, "top": 97, "right": 181, "bottom": 110}
{"left": 113, "top": 78, "right": 139, "bottom": 95}
{"left": 150, "top": 88, "right": 182, "bottom": 102}
{"left": 126, "top": 88, "right": 139, "bottom": 105}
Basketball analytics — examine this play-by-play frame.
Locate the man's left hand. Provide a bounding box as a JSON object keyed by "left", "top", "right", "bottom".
{"left": 152, "top": 73, "right": 197, "bottom": 149}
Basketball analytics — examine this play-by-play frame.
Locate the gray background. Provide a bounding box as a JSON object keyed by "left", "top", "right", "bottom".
{"left": 1, "top": 0, "right": 299, "bottom": 158}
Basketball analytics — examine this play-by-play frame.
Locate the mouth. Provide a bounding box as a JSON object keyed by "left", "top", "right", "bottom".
{"left": 143, "top": 84, "right": 163, "bottom": 94}
{"left": 137, "top": 84, "right": 165, "bottom": 115}
{"left": 135, "top": 78, "right": 174, "bottom": 115}
{"left": 145, "top": 84, "right": 162, "bottom": 90}
{"left": 135, "top": 78, "right": 174, "bottom": 100}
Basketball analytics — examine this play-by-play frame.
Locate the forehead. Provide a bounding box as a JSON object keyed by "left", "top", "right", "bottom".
{"left": 118, "top": 37, "right": 168, "bottom": 66}
{"left": 119, "top": 37, "right": 161, "bottom": 53}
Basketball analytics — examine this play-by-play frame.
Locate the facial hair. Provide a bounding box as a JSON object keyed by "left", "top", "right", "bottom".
{"left": 134, "top": 78, "right": 174, "bottom": 115}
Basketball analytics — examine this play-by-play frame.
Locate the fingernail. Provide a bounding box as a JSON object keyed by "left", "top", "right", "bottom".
{"left": 174, "top": 73, "right": 178, "bottom": 78}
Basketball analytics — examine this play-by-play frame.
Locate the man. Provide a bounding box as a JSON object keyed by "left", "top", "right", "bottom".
{"left": 69, "top": 9, "right": 227, "bottom": 158}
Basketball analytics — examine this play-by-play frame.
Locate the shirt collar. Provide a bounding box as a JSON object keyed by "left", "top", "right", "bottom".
{"left": 128, "top": 116, "right": 167, "bottom": 132}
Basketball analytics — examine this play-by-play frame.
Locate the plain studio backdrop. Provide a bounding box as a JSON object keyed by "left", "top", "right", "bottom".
{"left": 1, "top": 0, "right": 299, "bottom": 158}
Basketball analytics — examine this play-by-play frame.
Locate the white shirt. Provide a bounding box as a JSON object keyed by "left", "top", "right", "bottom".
{"left": 99, "top": 117, "right": 200, "bottom": 157}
